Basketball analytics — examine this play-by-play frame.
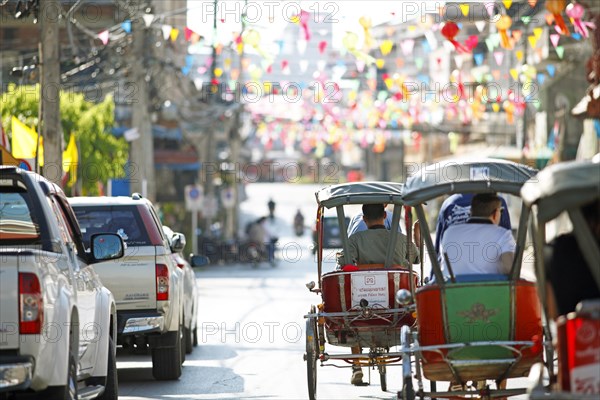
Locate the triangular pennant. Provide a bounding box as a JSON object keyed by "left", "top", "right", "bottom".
{"left": 550, "top": 33, "right": 560, "bottom": 48}
{"left": 475, "top": 21, "right": 486, "bottom": 33}
{"left": 376, "top": 59, "right": 385, "bottom": 69}
{"left": 143, "top": 13, "right": 154, "bottom": 28}
{"left": 415, "top": 57, "right": 424, "bottom": 69}
{"left": 474, "top": 53, "right": 485, "bottom": 66}
{"left": 516, "top": 50, "right": 524, "bottom": 62}
{"left": 528, "top": 0, "right": 537, "bottom": 7}
{"left": 533, "top": 27, "right": 543, "bottom": 39}
{"left": 492, "top": 103, "right": 501, "bottom": 112}
{"left": 485, "top": 37, "right": 495, "bottom": 52}
{"left": 121, "top": 20, "right": 131, "bottom": 33}
{"left": 454, "top": 55, "right": 464, "bottom": 68}
{"left": 528, "top": 35, "right": 538, "bottom": 48}
{"left": 555, "top": 45, "right": 564, "bottom": 59}
{"left": 521, "top": 16, "right": 531, "bottom": 24}
{"left": 170, "top": 28, "right": 179, "bottom": 42}
{"left": 380, "top": 39, "right": 394, "bottom": 56}
{"left": 546, "top": 64, "right": 556, "bottom": 77}
{"left": 161, "top": 25, "right": 172, "bottom": 40}
{"left": 493, "top": 51, "right": 504, "bottom": 66}
{"left": 503, "top": 0, "right": 513, "bottom": 9}
{"left": 545, "top": 13, "right": 555, "bottom": 26}
{"left": 537, "top": 73, "right": 545, "bottom": 85}
{"left": 401, "top": 39, "right": 415, "bottom": 56}
{"left": 490, "top": 33, "right": 501, "bottom": 47}
{"left": 492, "top": 70, "right": 501, "bottom": 80}
{"left": 460, "top": 4, "right": 470, "bottom": 17}
{"left": 98, "top": 30, "right": 109, "bottom": 45}
{"left": 185, "top": 27, "right": 194, "bottom": 41}
{"left": 572, "top": 33, "right": 582, "bottom": 41}
{"left": 510, "top": 68, "right": 519, "bottom": 80}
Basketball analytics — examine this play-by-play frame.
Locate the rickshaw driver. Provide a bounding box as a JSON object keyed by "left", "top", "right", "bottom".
{"left": 546, "top": 199, "right": 600, "bottom": 318}
{"left": 336, "top": 203, "right": 419, "bottom": 385}
{"left": 438, "top": 193, "right": 516, "bottom": 279}
{"left": 347, "top": 203, "right": 397, "bottom": 236}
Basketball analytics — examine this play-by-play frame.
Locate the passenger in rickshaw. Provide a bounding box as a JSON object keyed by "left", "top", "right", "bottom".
{"left": 438, "top": 193, "right": 516, "bottom": 280}
{"left": 335, "top": 203, "right": 419, "bottom": 385}
{"left": 546, "top": 199, "right": 600, "bottom": 317}
{"left": 337, "top": 204, "right": 419, "bottom": 268}
{"left": 435, "top": 192, "right": 512, "bottom": 255}
{"left": 347, "top": 203, "right": 397, "bottom": 236}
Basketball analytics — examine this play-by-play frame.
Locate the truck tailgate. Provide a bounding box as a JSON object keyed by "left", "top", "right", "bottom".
{"left": 93, "top": 246, "right": 157, "bottom": 310}
{"left": 0, "top": 254, "right": 21, "bottom": 350}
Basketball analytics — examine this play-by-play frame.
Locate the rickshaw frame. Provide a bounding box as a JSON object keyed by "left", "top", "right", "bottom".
{"left": 522, "top": 160, "right": 600, "bottom": 400}
{"left": 304, "top": 181, "right": 418, "bottom": 399}
{"left": 397, "top": 158, "right": 546, "bottom": 400}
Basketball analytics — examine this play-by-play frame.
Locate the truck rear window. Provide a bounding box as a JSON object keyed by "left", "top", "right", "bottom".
{"left": 73, "top": 206, "right": 151, "bottom": 248}
{"left": 0, "top": 190, "right": 40, "bottom": 241}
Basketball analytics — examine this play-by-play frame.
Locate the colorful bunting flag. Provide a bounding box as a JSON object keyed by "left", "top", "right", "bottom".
{"left": 474, "top": 53, "right": 485, "bottom": 66}
{"left": 516, "top": 50, "right": 524, "bottom": 61}
{"left": 546, "top": 64, "right": 556, "bottom": 77}
{"left": 510, "top": 68, "right": 519, "bottom": 80}
{"left": 161, "top": 25, "right": 172, "bottom": 40}
{"left": 121, "top": 20, "right": 131, "bottom": 33}
{"left": 98, "top": 30, "right": 109, "bottom": 45}
{"left": 170, "top": 28, "right": 179, "bottom": 42}
{"left": 460, "top": 4, "right": 470, "bottom": 16}
{"left": 142, "top": 13, "right": 154, "bottom": 27}
{"left": 528, "top": 35, "right": 538, "bottom": 48}
{"left": 493, "top": 51, "right": 504, "bottom": 66}
{"left": 555, "top": 45, "right": 564, "bottom": 58}
{"left": 475, "top": 21, "right": 486, "bottom": 32}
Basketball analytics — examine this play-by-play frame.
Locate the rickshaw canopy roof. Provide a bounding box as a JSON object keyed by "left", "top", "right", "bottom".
{"left": 521, "top": 160, "right": 600, "bottom": 223}
{"left": 402, "top": 158, "right": 538, "bottom": 205}
{"left": 315, "top": 181, "right": 404, "bottom": 208}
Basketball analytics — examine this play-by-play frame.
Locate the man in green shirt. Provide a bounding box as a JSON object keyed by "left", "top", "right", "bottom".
{"left": 338, "top": 204, "right": 419, "bottom": 268}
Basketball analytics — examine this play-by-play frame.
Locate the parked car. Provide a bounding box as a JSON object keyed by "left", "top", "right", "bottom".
{"left": 69, "top": 194, "right": 185, "bottom": 380}
{"left": 0, "top": 166, "right": 124, "bottom": 399}
{"left": 312, "top": 216, "right": 350, "bottom": 254}
{"left": 162, "top": 226, "right": 199, "bottom": 354}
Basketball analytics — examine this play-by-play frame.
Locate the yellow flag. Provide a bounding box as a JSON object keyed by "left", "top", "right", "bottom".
{"left": 62, "top": 134, "right": 78, "bottom": 185}
{"left": 11, "top": 116, "right": 43, "bottom": 165}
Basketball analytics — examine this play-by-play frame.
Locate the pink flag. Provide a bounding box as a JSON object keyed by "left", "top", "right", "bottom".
{"left": 98, "top": 30, "right": 109, "bottom": 45}
{"left": 493, "top": 51, "right": 504, "bottom": 66}
{"left": 550, "top": 33, "right": 560, "bottom": 48}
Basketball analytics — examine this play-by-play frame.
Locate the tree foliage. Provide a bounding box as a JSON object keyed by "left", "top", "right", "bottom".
{"left": 1, "top": 84, "right": 128, "bottom": 195}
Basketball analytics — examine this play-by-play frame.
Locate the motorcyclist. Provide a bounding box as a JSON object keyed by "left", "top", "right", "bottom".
{"left": 294, "top": 209, "right": 305, "bottom": 236}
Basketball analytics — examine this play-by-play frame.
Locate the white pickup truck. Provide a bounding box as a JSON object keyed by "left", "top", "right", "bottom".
{"left": 69, "top": 195, "right": 187, "bottom": 380}
{"left": 0, "top": 166, "right": 124, "bottom": 400}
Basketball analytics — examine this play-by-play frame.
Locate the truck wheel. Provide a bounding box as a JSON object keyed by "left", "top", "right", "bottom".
{"left": 44, "top": 332, "right": 78, "bottom": 400}
{"left": 97, "top": 337, "right": 118, "bottom": 400}
{"left": 193, "top": 325, "right": 198, "bottom": 347}
{"left": 185, "top": 325, "right": 193, "bottom": 354}
{"left": 151, "top": 327, "right": 182, "bottom": 380}
{"left": 180, "top": 324, "right": 186, "bottom": 364}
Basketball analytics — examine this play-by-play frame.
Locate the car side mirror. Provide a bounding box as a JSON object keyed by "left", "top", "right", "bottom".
{"left": 170, "top": 232, "right": 186, "bottom": 253}
{"left": 190, "top": 254, "right": 210, "bottom": 267}
{"left": 91, "top": 233, "right": 124, "bottom": 261}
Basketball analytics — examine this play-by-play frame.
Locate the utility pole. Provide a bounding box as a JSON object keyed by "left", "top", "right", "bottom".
{"left": 203, "top": 0, "right": 218, "bottom": 234}
{"left": 130, "top": 8, "right": 155, "bottom": 200}
{"left": 40, "top": 0, "right": 61, "bottom": 185}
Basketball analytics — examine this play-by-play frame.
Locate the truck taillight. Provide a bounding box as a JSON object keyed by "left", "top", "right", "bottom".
{"left": 156, "top": 264, "right": 169, "bottom": 301}
{"left": 19, "top": 273, "right": 43, "bottom": 334}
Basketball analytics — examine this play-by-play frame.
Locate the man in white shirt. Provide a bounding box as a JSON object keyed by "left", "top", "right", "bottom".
{"left": 439, "top": 193, "right": 515, "bottom": 279}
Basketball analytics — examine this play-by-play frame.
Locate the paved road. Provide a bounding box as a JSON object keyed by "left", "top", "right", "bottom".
{"left": 117, "top": 183, "right": 537, "bottom": 399}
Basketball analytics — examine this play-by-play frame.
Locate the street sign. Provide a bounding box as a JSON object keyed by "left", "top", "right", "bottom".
{"left": 185, "top": 184, "right": 204, "bottom": 211}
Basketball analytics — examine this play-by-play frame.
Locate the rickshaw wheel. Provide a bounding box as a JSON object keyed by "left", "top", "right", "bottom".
{"left": 399, "top": 326, "right": 415, "bottom": 400}
{"left": 378, "top": 364, "right": 387, "bottom": 392}
{"left": 306, "top": 313, "right": 318, "bottom": 400}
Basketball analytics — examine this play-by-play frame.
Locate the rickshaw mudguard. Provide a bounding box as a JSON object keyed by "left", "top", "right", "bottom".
{"left": 416, "top": 279, "right": 543, "bottom": 382}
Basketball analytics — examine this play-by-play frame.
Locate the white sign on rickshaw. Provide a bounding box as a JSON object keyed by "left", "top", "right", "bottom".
{"left": 351, "top": 271, "right": 388, "bottom": 308}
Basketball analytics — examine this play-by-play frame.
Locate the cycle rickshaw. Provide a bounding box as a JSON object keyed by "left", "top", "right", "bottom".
{"left": 304, "top": 182, "right": 420, "bottom": 399}
{"left": 397, "top": 159, "right": 549, "bottom": 399}
{"left": 522, "top": 160, "right": 600, "bottom": 399}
